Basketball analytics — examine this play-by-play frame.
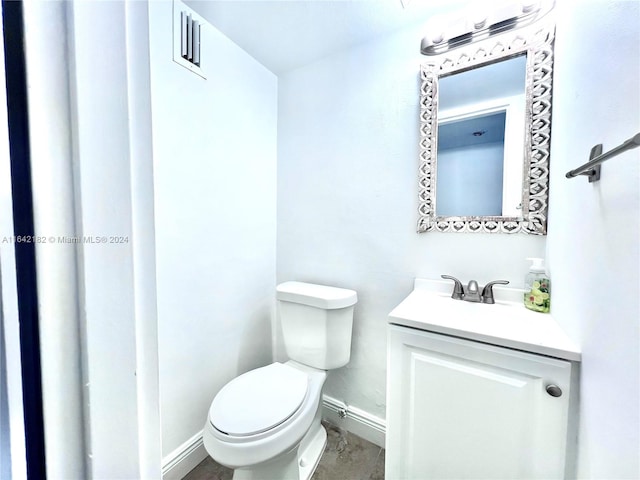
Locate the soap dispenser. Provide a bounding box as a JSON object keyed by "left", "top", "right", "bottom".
{"left": 524, "top": 258, "right": 551, "bottom": 313}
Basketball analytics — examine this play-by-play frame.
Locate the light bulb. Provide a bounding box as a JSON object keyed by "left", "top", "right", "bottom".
{"left": 521, "top": 1, "right": 540, "bottom": 13}
{"left": 471, "top": 15, "right": 487, "bottom": 30}
{"left": 431, "top": 32, "right": 445, "bottom": 44}
{"left": 425, "top": 15, "right": 447, "bottom": 44}
{"left": 466, "top": 4, "right": 487, "bottom": 30}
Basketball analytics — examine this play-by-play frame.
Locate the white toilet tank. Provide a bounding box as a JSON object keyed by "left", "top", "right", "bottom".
{"left": 276, "top": 281, "right": 357, "bottom": 370}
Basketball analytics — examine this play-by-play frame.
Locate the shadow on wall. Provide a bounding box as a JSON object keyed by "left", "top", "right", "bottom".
{"left": 236, "top": 303, "right": 273, "bottom": 374}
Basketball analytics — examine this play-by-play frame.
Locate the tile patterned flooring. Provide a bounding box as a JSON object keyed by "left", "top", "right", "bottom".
{"left": 183, "top": 422, "right": 384, "bottom": 480}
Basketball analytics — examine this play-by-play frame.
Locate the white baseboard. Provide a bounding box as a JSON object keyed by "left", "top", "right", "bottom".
{"left": 321, "top": 395, "right": 386, "bottom": 449}
{"left": 162, "top": 430, "right": 208, "bottom": 480}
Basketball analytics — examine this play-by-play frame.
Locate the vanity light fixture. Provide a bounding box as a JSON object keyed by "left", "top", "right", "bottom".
{"left": 421, "top": 0, "right": 554, "bottom": 55}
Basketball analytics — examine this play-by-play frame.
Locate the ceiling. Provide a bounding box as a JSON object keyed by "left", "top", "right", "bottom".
{"left": 186, "top": 0, "right": 471, "bottom": 74}
{"left": 439, "top": 112, "right": 506, "bottom": 150}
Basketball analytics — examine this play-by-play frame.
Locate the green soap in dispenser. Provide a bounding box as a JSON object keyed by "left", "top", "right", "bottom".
{"left": 524, "top": 258, "right": 551, "bottom": 313}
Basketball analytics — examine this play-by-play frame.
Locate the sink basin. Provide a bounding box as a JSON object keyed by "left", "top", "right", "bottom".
{"left": 388, "top": 278, "right": 581, "bottom": 361}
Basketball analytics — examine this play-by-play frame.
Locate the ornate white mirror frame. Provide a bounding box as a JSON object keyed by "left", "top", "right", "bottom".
{"left": 417, "top": 21, "right": 555, "bottom": 234}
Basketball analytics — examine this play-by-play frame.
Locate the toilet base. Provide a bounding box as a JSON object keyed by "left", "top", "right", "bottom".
{"left": 298, "top": 421, "right": 327, "bottom": 480}
{"left": 232, "top": 421, "right": 327, "bottom": 480}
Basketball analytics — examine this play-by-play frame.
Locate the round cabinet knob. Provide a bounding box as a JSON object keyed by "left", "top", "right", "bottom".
{"left": 546, "top": 384, "right": 563, "bottom": 397}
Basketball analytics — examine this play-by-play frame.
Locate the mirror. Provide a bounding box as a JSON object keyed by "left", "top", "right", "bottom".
{"left": 437, "top": 55, "right": 526, "bottom": 217}
{"left": 417, "top": 21, "right": 555, "bottom": 234}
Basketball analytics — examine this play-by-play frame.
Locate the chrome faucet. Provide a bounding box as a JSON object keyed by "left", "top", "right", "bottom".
{"left": 464, "top": 280, "right": 482, "bottom": 303}
{"left": 441, "top": 275, "right": 509, "bottom": 304}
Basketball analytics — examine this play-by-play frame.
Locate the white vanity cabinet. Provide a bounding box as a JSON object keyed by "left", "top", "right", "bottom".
{"left": 386, "top": 324, "right": 573, "bottom": 480}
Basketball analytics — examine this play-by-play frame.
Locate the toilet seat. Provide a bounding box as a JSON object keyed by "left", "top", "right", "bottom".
{"left": 209, "top": 363, "right": 309, "bottom": 437}
{"left": 203, "top": 362, "right": 327, "bottom": 470}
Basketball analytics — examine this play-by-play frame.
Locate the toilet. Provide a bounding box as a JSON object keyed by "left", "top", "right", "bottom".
{"left": 203, "top": 281, "right": 357, "bottom": 480}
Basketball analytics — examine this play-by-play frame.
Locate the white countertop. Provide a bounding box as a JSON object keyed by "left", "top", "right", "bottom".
{"left": 388, "top": 279, "right": 581, "bottom": 361}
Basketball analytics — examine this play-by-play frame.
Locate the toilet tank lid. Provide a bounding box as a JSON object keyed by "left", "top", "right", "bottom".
{"left": 276, "top": 281, "right": 357, "bottom": 309}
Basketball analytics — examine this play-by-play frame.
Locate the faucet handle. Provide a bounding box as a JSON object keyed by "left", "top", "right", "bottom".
{"left": 481, "top": 280, "right": 510, "bottom": 304}
{"left": 441, "top": 275, "right": 463, "bottom": 300}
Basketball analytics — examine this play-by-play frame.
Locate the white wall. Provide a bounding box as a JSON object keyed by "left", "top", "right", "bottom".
{"left": 0, "top": 312, "right": 9, "bottom": 479}
{"left": 437, "top": 142, "right": 505, "bottom": 216}
{"left": 22, "top": 2, "right": 86, "bottom": 477}
{"left": 547, "top": 1, "right": 640, "bottom": 478}
{"left": 66, "top": 1, "right": 162, "bottom": 476}
{"left": 277, "top": 24, "right": 546, "bottom": 421}
{"left": 148, "top": 0, "right": 278, "bottom": 461}
{"left": 0, "top": 17, "right": 13, "bottom": 477}
{"left": 439, "top": 54, "right": 526, "bottom": 110}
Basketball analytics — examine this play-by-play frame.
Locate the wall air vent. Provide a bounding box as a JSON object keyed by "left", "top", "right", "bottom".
{"left": 173, "top": 0, "right": 206, "bottom": 79}
{"left": 181, "top": 11, "right": 201, "bottom": 66}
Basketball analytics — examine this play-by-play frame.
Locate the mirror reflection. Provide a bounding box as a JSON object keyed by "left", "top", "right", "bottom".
{"left": 436, "top": 54, "right": 527, "bottom": 217}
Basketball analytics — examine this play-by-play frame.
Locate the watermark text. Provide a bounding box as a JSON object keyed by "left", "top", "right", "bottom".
{"left": 2, "top": 235, "right": 130, "bottom": 245}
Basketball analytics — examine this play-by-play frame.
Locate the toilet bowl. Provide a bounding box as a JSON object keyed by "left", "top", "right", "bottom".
{"left": 204, "top": 362, "right": 327, "bottom": 479}
{"left": 202, "top": 281, "right": 357, "bottom": 480}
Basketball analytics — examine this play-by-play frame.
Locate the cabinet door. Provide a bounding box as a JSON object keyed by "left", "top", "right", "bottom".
{"left": 386, "top": 325, "right": 572, "bottom": 480}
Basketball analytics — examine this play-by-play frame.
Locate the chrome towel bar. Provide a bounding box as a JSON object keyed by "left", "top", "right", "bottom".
{"left": 566, "top": 132, "right": 640, "bottom": 182}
